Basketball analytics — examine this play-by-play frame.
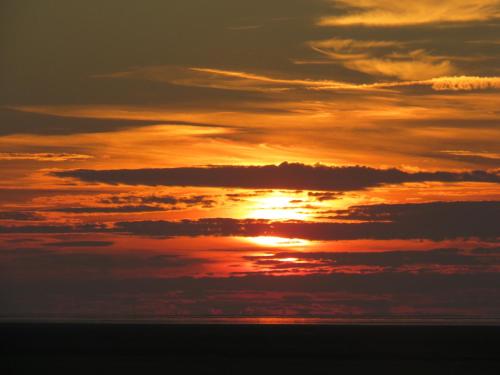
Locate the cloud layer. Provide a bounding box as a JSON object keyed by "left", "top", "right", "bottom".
{"left": 52, "top": 162, "right": 500, "bottom": 191}
{"left": 97, "top": 65, "right": 500, "bottom": 92}
{"left": 320, "top": 0, "right": 500, "bottom": 26}
{"left": 0, "top": 153, "right": 92, "bottom": 162}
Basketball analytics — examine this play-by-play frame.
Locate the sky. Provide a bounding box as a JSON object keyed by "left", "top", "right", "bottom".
{"left": 1, "top": 0, "right": 500, "bottom": 322}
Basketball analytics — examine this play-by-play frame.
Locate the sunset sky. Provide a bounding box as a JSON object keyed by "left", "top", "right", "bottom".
{"left": 1, "top": 0, "right": 500, "bottom": 321}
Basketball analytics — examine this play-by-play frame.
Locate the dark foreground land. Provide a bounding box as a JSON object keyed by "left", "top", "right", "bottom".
{"left": 2, "top": 323, "right": 500, "bottom": 374}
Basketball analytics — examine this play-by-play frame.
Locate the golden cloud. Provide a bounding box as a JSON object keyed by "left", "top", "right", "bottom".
{"left": 0, "top": 153, "right": 93, "bottom": 162}
{"left": 309, "top": 38, "right": 457, "bottom": 80}
{"left": 319, "top": 0, "right": 500, "bottom": 26}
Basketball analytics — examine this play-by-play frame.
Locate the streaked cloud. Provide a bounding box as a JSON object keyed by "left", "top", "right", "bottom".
{"left": 320, "top": 75, "right": 500, "bottom": 91}
{"left": 43, "top": 241, "right": 114, "bottom": 247}
{"left": 307, "top": 37, "right": 495, "bottom": 80}
{"left": 100, "top": 194, "right": 217, "bottom": 208}
{"left": 0, "top": 152, "right": 93, "bottom": 162}
{"left": 49, "top": 205, "right": 167, "bottom": 214}
{"left": 0, "top": 108, "right": 163, "bottom": 136}
{"left": 1, "top": 0, "right": 499, "bottom": 322}
{"left": 427, "top": 150, "right": 500, "bottom": 166}
{"left": 0, "top": 212, "right": 45, "bottom": 221}
{"left": 343, "top": 51, "right": 455, "bottom": 80}
{"left": 246, "top": 248, "right": 500, "bottom": 270}
{"left": 2, "top": 201, "right": 498, "bottom": 241}
{"left": 93, "top": 64, "right": 500, "bottom": 92}
{"left": 319, "top": 0, "right": 500, "bottom": 26}
{"left": 52, "top": 162, "right": 500, "bottom": 191}
{"left": 94, "top": 65, "right": 368, "bottom": 92}
{"left": 113, "top": 201, "right": 500, "bottom": 241}
{"left": 425, "top": 76, "right": 500, "bottom": 90}
{"left": 309, "top": 38, "right": 400, "bottom": 59}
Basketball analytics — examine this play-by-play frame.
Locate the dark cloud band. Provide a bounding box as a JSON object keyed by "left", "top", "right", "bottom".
{"left": 2, "top": 201, "right": 498, "bottom": 241}
{"left": 52, "top": 162, "right": 500, "bottom": 191}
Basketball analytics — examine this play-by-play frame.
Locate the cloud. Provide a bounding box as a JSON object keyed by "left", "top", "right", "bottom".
{"left": 1, "top": 250, "right": 208, "bottom": 274}
{"left": 309, "top": 38, "right": 399, "bottom": 59}
{"left": 422, "top": 150, "right": 500, "bottom": 167}
{"left": 0, "top": 223, "right": 107, "bottom": 234}
{"left": 425, "top": 76, "right": 500, "bottom": 90}
{"left": 343, "top": 52, "right": 455, "bottom": 80}
{"left": 46, "top": 195, "right": 218, "bottom": 215}
{"left": 307, "top": 192, "right": 343, "bottom": 201}
{"left": 49, "top": 205, "right": 167, "bottom": 214}
{"left": 319, "top": 0, "right": 500, "bottom": 26}
{"left": 115, "top": 200, "right": 500, "bottom": 241}
{"left": 348, "top": 75, "right": 500, "bottom": 91}
{"left": 333, "top": 200, "right": 500, "bottom": 221}
{"left": 0, "top": 188, "right": 117, "bottom": 204}
{"left": 184, "top": 69, "right": 500, "bottom": 92}
{"left": 51, "top": 162, "right": 500, "bottom": 191}
{"left": 245, "top": 248, "right": 500, "bottom": 270}
{"left": 100, "top": 194, "right": 216, "bottom": 208}
{"left": 3, "top": 271, "right": 500, "bottom": 317}
{"left": 1, "top": 201, "right": 499, "bottom": 241}
{"left": 309, "top": 38, "right": 458, "bottom": 80}
{"left": 0, "top": 212, "right": 45, "bottom": 221}
{"left": 0, "top": 153, "right": 93, "bottom": 162}
{"left": 43, "top": 241, "right": 114, "bottom": 247}
{"left": 92, "top": 65, "right": 500, "bottom": 93}
{"left": 0, "top": 108, "right": 162, "bottom": 136}
{"left": 97, "top": 65, "right": 367, "bottom": 93}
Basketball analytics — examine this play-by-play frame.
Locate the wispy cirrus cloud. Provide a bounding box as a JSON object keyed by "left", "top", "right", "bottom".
{"left": 0, "top": 152, "right": 93, "bottom": 162}
{"left": 319, "top": 0, "right": 500, "bottom": 26}
{"left": 309, "top": 38, "right": 400, "bottom": 59}
{"left": 309, "top": 38, "right": 457, "bottom": 80}
{"left": 95, "top": 64, "right": 500, "bottom": 92}
{"left": 94, "top": 65, "right": 368, "bottom": 92}
{"left": 424, "top": 150, "right": 500, "bottom": 167}
{"left": 189, "top": 68, "right": 500, "bottom": 90}
{"left": 316, "top": 75, "right": 500, "bottom": 91}
{"left": 423, "top": 76, "right": 500, "bottom": 90}
{"left": 342, "top": 52, "right": 455, "bottom": 80}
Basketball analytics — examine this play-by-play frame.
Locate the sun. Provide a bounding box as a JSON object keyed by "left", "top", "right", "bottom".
{"left": 247, "top": 236, "right": 310, "bottom": 247}
{"left": 247, "top": 193, "right": 309, "bottom": 221}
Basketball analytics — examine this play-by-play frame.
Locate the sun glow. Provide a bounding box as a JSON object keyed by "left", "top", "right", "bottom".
{"left": 247, "top": 236, "right": 310, "bottom": 247}
{"left": 247, "top": 193, "right": 310, "bottom": 221}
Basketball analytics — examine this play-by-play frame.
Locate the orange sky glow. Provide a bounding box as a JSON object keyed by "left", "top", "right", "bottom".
{"left": 1, "top": 0, "right": 499, "bottom": 322}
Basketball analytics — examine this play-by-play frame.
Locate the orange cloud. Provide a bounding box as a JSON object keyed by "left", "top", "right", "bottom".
{"left": 186, "top": 68, "right": 500, "bottom": 92}
{"left": 0, "top": 153, "right": 93, "bottom": 162}
{"left": 309, "top": 38, "right": 457, "bottom": 80}
{"left": 309, "top": 37, "right": 399, "bottom": 60}
{"left": 345, "top": 50, "right": 455, "bottom": 80}
{"left": 319, "top": 0, "right": 500, "bottom": 26}
{"left": 93, "top": 65, "right": 500, "bottom": 92}
{"left": 426, "top": 76, "right": 500, "bottom": 90}
{"left": 96, "top": 65, "right": 369, "bottom": 92}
